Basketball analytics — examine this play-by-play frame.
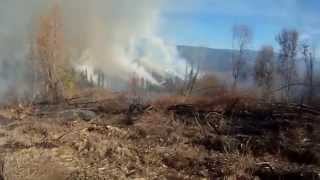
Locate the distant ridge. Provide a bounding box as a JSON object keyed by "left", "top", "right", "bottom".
{"left": 177, "top": 45, "right": 320, "bottom": 74}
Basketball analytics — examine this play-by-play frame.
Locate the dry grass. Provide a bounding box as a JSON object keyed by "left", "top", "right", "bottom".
{"left": 0, "top": 89, "right": 318, "bottom": 179}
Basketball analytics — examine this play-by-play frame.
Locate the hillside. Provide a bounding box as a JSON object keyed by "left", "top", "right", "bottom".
{"left": 177, "top": 45, "right": 257, "bottom": 73}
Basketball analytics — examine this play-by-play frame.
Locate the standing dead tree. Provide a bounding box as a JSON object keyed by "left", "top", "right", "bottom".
{"left": 231, "top": 24, "right": 253, "bottom": 89}
{"left": 254, "top": 46, "right": 275, "bottom": 100}
{"left": 276, "top": 29, "right": 299, "bottom": 102}
{"left": 95, "top": 70, "right": 105, "bottom": 88}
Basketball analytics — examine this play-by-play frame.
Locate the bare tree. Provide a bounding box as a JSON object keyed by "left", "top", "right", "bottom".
{"left": 32, "top": 3, "right": 69, "bottom": 103}
{"left": 301, "top": 41, "right": 315, "bottom": 103}
{"left": 232, "top": 24, "right": 253, "bottom": 89}
{"left": 254, "top": 46, "right": 275, "bottom": 100}
{"left": 276, "top": 29, "right": 299, "bottom": 102}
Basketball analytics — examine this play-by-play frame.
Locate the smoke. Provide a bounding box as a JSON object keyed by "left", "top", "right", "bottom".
{"left": 0, "top": 0, "right": 186, "bottom": 99}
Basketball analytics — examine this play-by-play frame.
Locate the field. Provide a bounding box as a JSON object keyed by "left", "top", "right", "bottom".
{"left": 0, "top": 89, "right": 318, "bottom": 180}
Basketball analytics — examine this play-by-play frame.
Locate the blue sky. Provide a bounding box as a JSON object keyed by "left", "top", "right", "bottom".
{"left": 160, "top": 0, "right": 320, "bottom": 51}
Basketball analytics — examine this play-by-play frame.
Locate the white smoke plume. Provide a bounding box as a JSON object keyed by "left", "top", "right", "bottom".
{"left": 0, "top": 0, "right": 186, "bottom": 99}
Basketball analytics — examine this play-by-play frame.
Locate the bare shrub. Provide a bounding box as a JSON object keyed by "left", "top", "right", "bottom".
{"left": 152, "top": 95, "right": 190, "bottom": 110}
{"left": 181, "top": 59, "right": 201, "bottom": 96}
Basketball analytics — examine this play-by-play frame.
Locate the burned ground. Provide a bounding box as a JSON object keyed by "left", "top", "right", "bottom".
{"left": 0, "top": 91, "right": 319, "bottom": 180}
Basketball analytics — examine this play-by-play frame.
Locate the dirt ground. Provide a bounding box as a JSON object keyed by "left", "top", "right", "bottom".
{"left": 0, "top": 92, "right": 319, "bottom": 180}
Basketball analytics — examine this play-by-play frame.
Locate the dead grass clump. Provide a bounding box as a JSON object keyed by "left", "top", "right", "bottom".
{"left": 134, "top": 112, "right": 175, "bottom": 137}
{"left": 133, "top": 111, "right": 201, "bottom": 147}
{"left": 224, "top": 152, "right": 256, "bottom": 180}
{"left": 21, "top": 123, "right": 48, "bottom": 138}
{"left": 192, "top": 135, "right": 238, "bottom": 153}
{"left": 207, "top": 152, "right": 256, "bottom": 179}
{"left": 152, "top": 88, "right": 259, "bottom": 115}
{"left": 161, "top": 143, "right": 205, "bottom": 176}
